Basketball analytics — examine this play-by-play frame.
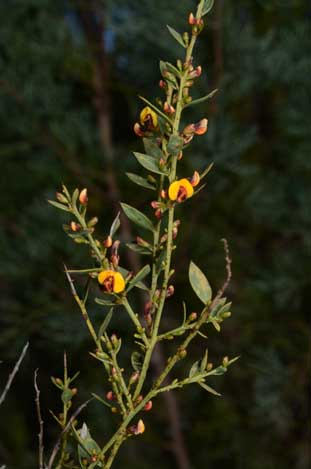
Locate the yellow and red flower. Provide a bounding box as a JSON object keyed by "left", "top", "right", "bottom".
{"left": 134, "top": 106, "right": 158, "bottom": 137}
{"left": 98, "top": 270, "right": 125, "bottom": 294}
{"left": 168, "top": 178, "right": 194, "bottom": 202}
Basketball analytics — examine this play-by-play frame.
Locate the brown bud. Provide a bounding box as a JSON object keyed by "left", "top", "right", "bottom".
{"left": 159, "top": 79, "right": 166, "bottom": 89}
{"left": 70, "top": 221, "right": 81, "bottom": 232}
{"left": 189, "top": 312, "right": 198, "bottom": 322}
{"left": 151, "top": 200, "right": 160, "bottom": 209}
{"left": 136, "top": 395, "right": 143, "bottom": 404}
{"left": 144, "top": 400, "right": 153, "bottom": 411}
{"left": 79, "top": 188, "right": 88, "bottom": 205}
{"left": 104, "top": 235, "right": 113, "bottom": 248}
{"left": 155, "top": 209, "right": 162, "bottom": 219}
{"left": 160, "top": 189, "right": 167, "bottom": 199}
{"left": 188, "top": 12, "right": 196, "bottom": 25}
{"left": 106, "top": 391, "right": 114, "bottom": 401}
{"left": 129, "top": 371, "right": 140, "bottom": 385}
{"left": 190, "top": 170, "right": 200, "bottom": 187}
{"left": 134, "top": 122, "right": 145, "bottom": 137}
{"left": 71, "top": 387, "right": 78, "bottom": 396}
{"left": 163, "top": 102, "right": 175, "bottom": 114}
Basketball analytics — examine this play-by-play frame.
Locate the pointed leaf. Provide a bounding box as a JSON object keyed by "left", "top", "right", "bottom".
{"left": 167, "top": 25, "right": 186, "bottom": 47}
{"left": 127, "top": 243, "right": 152, "bottom": 255}
{"left": 133, "top": 152, "right": 167, "bottom": 175}
{"left": 200, "top": 349, "right": 208, "bottom": 372}
{"left": 91, "top": 393, "right": 112, "bottom": 408}
{"left": 126, "top": 172, "right": 156, "bottom": 190}
{"left": 189, "top": 360, "right": 200, "bottom": 378}
{"left": 48, "top": 200, "right": 71, "bottom": 212}
{"left": 199, "top": 382, "right": 221, "bottom": 396}
{"left": 118, "top": 266, "right": 149, "bottom": 291}
{"left": 202, "top": 0, "right": 215, "bottom": 16}
{"left": 143, "top": 138, "right": 164, "bottom": 159}
{"left": 127, "top": 265, "right": 151, "bottom": 293}
{"left": 72, "top": 188, "right": 79, "bottom": 207}
{"left": 131, "top": 351, "right": 143, "bottom": 371}
{"left": 184, "top": 89, "right": 218, "bottom": 109}
{"left": 189, "top": 261, "right": 212, "bottom": 304}
{"left": 109, "top": 212, "right": 120, "bottom": 237}
{"left": 121, "top": 203, "right": 154, "bottom": 232}
{"left": 98, "top": 308, "right": 113, "bottom": 337}
{"left": 95, "top": 297, "right": 116, "bottom": 306}
{"left": 200, "top": 162, "right": 214, "bottom": 180}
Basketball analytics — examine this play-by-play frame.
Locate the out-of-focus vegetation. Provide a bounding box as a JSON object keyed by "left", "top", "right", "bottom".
{"left": 0, "top": 0, "right": 309, "bottom": 468}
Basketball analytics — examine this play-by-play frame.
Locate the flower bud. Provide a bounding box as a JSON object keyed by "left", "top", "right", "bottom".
{"left": 160, "top": 189, "right": 167, "bottom": 199}
{"left": 136, "top": 236, "right": 149, "bottom": 247}
{"left": 111, "top": 334, "right": 119, "bottom": 348}
{"left": 134, "top": 122, "right": 145, "bottom": 137}
{"left": 151, "top": 200, "right": 160, "bottom": 209}
{"left": 189, "top": 312, "right": 198, "bottom": 322}
{"left": 79, "top": 188, "right": 88, "bottom": 205}
{"left": 190, "top": 170, "right": 200, "bottom": 187}
{"left": 104, "top": 235, "right": 112, "bottom": 248}
{"left": 155, "top": 209, "right": 162, "bottom": 219}
{"left": 70, "top": 221, "right": 81, "bottom": 232}
{"left": 159, "top": 79, "right": 166, "bottom": 89}
{"left": 207, "top": 363, "right": 213, "bottom": 371}
{"left": 144, "top": 400, "right": 153, "bottom": 411}
{"left": 189, "top": 66, "right": 202, "bottom": 79}
{"left": 136, "top": 395, "right": 143, "bottom": 404}
{"left": 129, "top": 371, "right": 140, "bottom": 385}
{"left": 106, "top": 390, "right": 114, "bottom": 401}
{"left": 163, "top": 102, "right": 175, "bottom": 114}
{"left": 188, "top": 12, "right": 196, "bottom": 25}
{"left": 56, "top": 192, "right": 68, "bottom": 204}
{"left": 223, "top": 356, "right": 229, "bottom": 367}
{"left": 71, "top": 387, "right": 78, "bottom": 396}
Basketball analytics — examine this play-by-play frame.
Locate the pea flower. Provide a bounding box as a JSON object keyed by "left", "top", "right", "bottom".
{"left": 134, "top": 106, "right": 158, "bottom": 136}
{"left": 98, "top": 270, "right": 125, "bottom": 294}
{"left": 168, "top": 178, "right": 194, "bottom": 202}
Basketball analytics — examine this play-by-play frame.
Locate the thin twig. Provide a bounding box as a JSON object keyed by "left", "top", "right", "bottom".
{"left": 0, "top": 342, "right": 29, "bottom": 407}
{"left": 34, "top": 369, "right": 44, "bottom": 469}
{"left": 211, "top": 238, "right": 232, "bottom": 309}
{"left": 47, "top": 398, "right": 93, "bottom": 469}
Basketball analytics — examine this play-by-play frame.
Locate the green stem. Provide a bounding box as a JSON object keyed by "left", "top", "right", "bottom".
{"left": 122, "top": 298, "right": 149, "bottom": 347}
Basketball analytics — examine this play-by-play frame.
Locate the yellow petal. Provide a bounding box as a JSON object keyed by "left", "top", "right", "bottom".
{"left": 168, "top": 179, "right": 194, "bottom": 201}
{"left": 136, "top": 419, "right": 145, "bottom": 434}
{"left": 98, "top": 270, "right": 114, "bottom": 285}
{"left": 179, "top": 178, "right": 194, "bottom": 198}
{"left": 168, "top": 180, "right": 181, "bottom": 201}
{"left": 140, "top": 106, "right": 158, "bottom": 128}
{"left": 112, "top": 272, "right": 125, "bottom": 293}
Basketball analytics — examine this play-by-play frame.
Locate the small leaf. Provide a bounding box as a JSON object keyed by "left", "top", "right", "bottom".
{"left": 126, "top": 172, "right": 156, "bottom": 190}
{"left": 167, "top": 135, "right": 184, "bottom": 155}
{"left": 167, "top": 25, "right": 186, "bottom": 47}
{"left": 118, "top": 266, "right": 149, "bottom": 291}
{"left": 184, "top": 89, "right": 218, "bottom": 109}
{"left": 211, "top": 365, "right": 227, "bottom": 376}
{"left": 143, "top": 138, "right": 164, "bottom": 159}
{"left": 92, "top": 393, "right": 112, "bottom": 408}
{"left": 210, "top": 319, "right": 221, "bottom": 332}
{"left": 110, "top": 212, "right": 120, "bottom": 237}
{"left": 48, "top": 200, "right": 71, "bottom": 212}
{"left": 164, "top": 61, "right": 181, "bottom": 77}
{"left": 189, "top": 360, "right": 200, "bottom": 378}
{"left": 131, "top": 351, "right": 143, "bottom": 371}
{"left": 133, "top": 152, "right": 167, "bottom": 175}
{"left": 200, "top": 162, "right": 214, "bottom": 180}
{"left": 121, "top": 203, "right": 154, "bottom": 232}
{"left": 127, "top": 265, "right": 151, "bottom": 293}
{"left": 202, "top": 0, "right": 215, "bottom": 16}
{"left": 227, "top": 356, "right": 240, "bottom": 366}
{"left": 199, "top": 382, "right": 221, "bottom": 396}
{"left": 95, "top": 297, "right": 116, "bottom": 306}
{"left": 127, "top": 243, "right": 152, "bottom": 256}
{"left": 189, "top": 261, "right": 212, "bottom": 304}
{"left": 71, "top": 188, "right": 79, "bottom": 207}
{"left": 200, "top": 349, "right": 208, "bottom": 372}
{"left": 98, "top": 308, "right": 113, "bottom": 337}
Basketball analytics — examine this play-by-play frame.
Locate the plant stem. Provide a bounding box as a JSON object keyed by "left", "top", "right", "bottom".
{"left": 122, "top": 298, "right": 149, "bottom": 346}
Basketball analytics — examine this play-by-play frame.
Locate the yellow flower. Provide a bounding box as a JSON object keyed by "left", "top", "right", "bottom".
{"left": 98, "top": 270, "right": 125, "bottom": 294}
{"left": 140, "top": 106, "right": 158, "bottom": 129}
{"left": 168, "top": 178, "right": 194, "bottom": 202}
{"left": 135, "top": 419, "right": 145, "bottom": 435}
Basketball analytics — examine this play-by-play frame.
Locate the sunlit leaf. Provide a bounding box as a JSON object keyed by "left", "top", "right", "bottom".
{"left": 167, "top": 25, "right": 186, "bottom": 47}
{"left": 121, "top": 202, "right": 154, "bottom": 232}
{"left": 126, "top": 172, "right": 156, "bottom": 190}
{"left": 189, "top": 261, "right": 212, "bottom": 304}
{"left": 133, "top": 152, "right": 167, "bottom": 175}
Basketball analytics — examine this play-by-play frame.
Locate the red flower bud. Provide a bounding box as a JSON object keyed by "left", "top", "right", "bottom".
{"left": 79, "top": 188, "right": 88, "bottom": 205}
{"left": 144, "top": 400, "right": 153, "bottom": 411}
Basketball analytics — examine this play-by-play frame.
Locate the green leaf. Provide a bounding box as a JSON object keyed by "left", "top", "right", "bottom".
{"left": 95, "top": 297, "right": 116, "bottom": 306}
{"left": 164, "top": 61, "right": 181, "bottom": 77}
{"left": 189, "top": 360, "right": 200, "bottom": 378}
{"left": 48, "top": 200, "right": 71, "bottom": 212}
{"left": 72, "top": 188, "right": 79, "bottom": 207}
{"left": 61, "top": 389, "right": 73, "bottom": 404}
{"left": 109, "top": 212, "right": 120, "bottom": 237}
{"left": 91, "top": 393, "right": 112, "bottom": 408}
{"left": 131, "top": 351, "right": 143, "bottom": 371}
{"left": 127, "top": 243, "right": 152, "bottom": 255}
{"left": 98, "top": 308, "right": 113, "bottom": 337}
{"left": 126, "top": 172, "right": 156, "bottom": 190}
{"left": 200, "top": 162, "right": 214, "bottom": 180}
{"left": 167, "top": 135, "right": 184, "bottom": 155}
{"left": 133, "top": 152, "right": 167, "bottom": 175}
{"left": 200, "top": 349, "right": 208, "bottom": 372}
{"left": 143, "top": 138, "right": 164, "bottom": 159}
{"left": 199, "top": 382, "right": 221, "bottom": 396}
{"left": 121, "top": 202, "right": 154, "bottom": 232}
{"left": 189, "top": 261, "right": 212, "bottom": 304}
{"left": 227, "top": 356, "right": 241, "bottom": 366}
{"left": 118, "top": 266, "right": 149, "bottom": 291}
{"left": 202, "top": 0, "right": 215, "bottom": 16}
{"left": 184, "top": 89, "right": 218, "bottom": 109}
{"left": 167, "top": 25, "right": 186, "bottom": 47}
{"left": 211, "top": 365, "right": 227, "bottom": 376}
{"left": 127, "top": 265, "right": 150, "bottom": 293}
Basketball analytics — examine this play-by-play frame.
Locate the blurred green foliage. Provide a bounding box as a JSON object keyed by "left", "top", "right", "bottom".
{"left": 0, "top": 0, "right": 309, "bottom": 468}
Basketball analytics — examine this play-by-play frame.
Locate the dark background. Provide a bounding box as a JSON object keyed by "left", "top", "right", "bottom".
{"left": 0, "top": 0, "right": 310, "bottom": 468}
